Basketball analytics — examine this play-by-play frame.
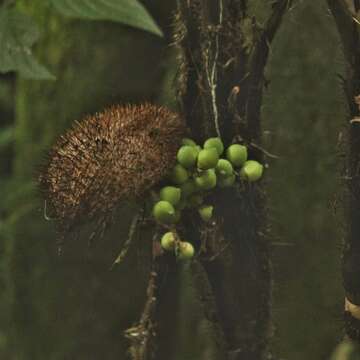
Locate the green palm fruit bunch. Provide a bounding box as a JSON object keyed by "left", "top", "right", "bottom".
{"left": 39, "top": 103, "right": 185, "bottom": 238}
{"left": 152, "top": 136, "right": 265, "bottom": 261}
{"left": 152, "top": 136, "right": 264, "bottom": 227}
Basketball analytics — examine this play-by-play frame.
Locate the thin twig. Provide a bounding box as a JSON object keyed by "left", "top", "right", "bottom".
{"left": 245, "top": 0, "right": 293, "bottom": 138}
{"left": 125, "top": 269, "right": 158, "bottom": 360}
{"left": 111, "top": 212, "right": 141, "bottom": 268}
{"left": 205, "top": 0, "right": 223, "bottom": 138}
{"left": 250, "top": 141, "right": 280, "bottom": 159}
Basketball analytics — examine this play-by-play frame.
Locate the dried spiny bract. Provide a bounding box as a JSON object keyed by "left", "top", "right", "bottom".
{"left": 39, "top": 103, "right": 185, "bottom": 236}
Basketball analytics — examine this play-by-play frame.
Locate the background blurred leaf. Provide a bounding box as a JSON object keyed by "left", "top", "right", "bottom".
{"left": 0, "top": 127, "right": 14, "bottom": 149}
{"left": 0, "top": 6, "right": 55, "bottom": 80}
{"left": 51, "top": 0, "right": 163, "bottom": 37}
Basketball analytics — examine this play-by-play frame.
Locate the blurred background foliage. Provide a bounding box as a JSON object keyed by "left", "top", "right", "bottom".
{"left": 0, "top": 0, "right": 347, "bottom": 359}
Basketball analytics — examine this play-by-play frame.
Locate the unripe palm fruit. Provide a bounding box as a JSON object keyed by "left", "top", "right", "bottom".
{"left": 240, "top": 160, "right": 264, "bottom": 182}
{"left": 330, "top": 340, "right": 360, "bottom": 360}
{"left": 180, "top": 179, "right": 197, "bottom": 198}
{"left": 216, "top": 159, "right": 234, "bottom": 178}
{"left": 195, "top": 169, "right": 217, "bottom": 190}
{"left": 218, "top": 174, "right": 236, "bottom": 188}
{"left": 204, "top": 137, "right": 224, "bottom": 156}
{"left": 181, "top": 138, "right": 197, "bottom": 147}
{"left": 161, "top": 232, "right": 176, "bottom": 251}
{"left": 152, "top": 200, "right": 176, "bottom": 224}
{"left": 171, "top": 164, "right": 189, "bottom": 184}
{"left": 197, "top": 148, "right": 219, "bottom": 170}
{"left": 198, "top": 205, "right": 213, "bottom": 222}
{"left": 178, "top": 242, "right": 195, "bottom": 260}
{"left": 159, "top": 186, "right": 181, "bottom": 206}
{"left": 177, "top": 145, "right": 198, "bottom": 168}
{"left": 188, "top": 194, "right": 204, "bottom": 207}
{"left": 226, "top": 144, "right": 247, "bottom": 167}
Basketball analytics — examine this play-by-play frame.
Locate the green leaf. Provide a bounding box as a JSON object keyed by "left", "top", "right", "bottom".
{"left": 51, "top": 0, "right": 163, "bottom": 37}
{"left": 0, "top": 6, "right": 55, "bottom": 80}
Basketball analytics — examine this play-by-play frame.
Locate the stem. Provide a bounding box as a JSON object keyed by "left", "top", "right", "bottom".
{"left": 328, "top": 0, "right": 360, "bottom": 341}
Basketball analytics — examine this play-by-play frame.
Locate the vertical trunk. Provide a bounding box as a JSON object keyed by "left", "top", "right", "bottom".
{"left": 175, "top": 0, "right": 291, "bottom": 358}
{"left": 327, "top": 0, "right": 360, "bottom": 342}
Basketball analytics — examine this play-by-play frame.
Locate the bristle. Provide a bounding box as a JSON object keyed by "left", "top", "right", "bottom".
{"left": 39, "top": 103, "right": 185, "bottom": 237}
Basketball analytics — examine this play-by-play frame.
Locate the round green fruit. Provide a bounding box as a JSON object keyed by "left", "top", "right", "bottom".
{"left": 240, "top": 160, "right": 264, "bottom": 182}
{"left": 198, "top": 205, "right": 213, "bottom": 222}
{"left": 171, "top": 164, "right": 189, "bottom": 184}
{"left": 330, "top": 340, "right": 360, "bottom": 360}
{"left": 188, "top": 194, "right": 204, "bottom": 207}
{"left": 216, "top": 159, "right": 234, "bottom": 178}
{"left": 218, "top": 174, "right": 236, "bottom": 188}
{"left": 195, "top": 169, "right": 217, "bottom": 190}
{"left": 160, "top": 186, "right": 181, "bottom": 206}
{"left": 178, "top": 242, "right": 195, "bottom": 260}
{"left": 197, "top": 148, "right": 219, "bottom": 170}
{"left": 226, "top": 144, "right": 247, "bottom": 167}
{"left": 152, "top": 201, "right": 176, "bottom": 224}
{"left": 177, "top": 145, "right": 198, "bottom": 168}
{"left": 204, "top": 137, "right": 224, "bottom": 156}
{"left": 161, "top": 232, "right": 176, "bottom": 251}
{"left": 181, "top": 138, "right": 197, "bottom": 147}
{"left": 180, "top": 179, "right": 197, "bottom": 198}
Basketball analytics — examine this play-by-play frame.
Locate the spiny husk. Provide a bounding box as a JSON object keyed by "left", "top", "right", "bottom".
{"left": 39, "top": 103, "right": 185, "bottom": 235}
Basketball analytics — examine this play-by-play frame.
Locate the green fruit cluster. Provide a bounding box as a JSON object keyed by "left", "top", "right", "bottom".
{"left": 160, "top": 232, "right": 195, "bottom": 260}
{"left": 152, "top": 137, "right": 264, "bottom": 259}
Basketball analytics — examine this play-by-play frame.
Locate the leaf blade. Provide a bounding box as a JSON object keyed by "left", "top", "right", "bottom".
{"left": 0, "top": 6, "right": 55, "bottom": 80}
{"left": 51, "top": 0, "right": 163, "bottom": 37}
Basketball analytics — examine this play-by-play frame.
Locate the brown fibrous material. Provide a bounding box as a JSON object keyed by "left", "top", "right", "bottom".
{"left": 39, "top": 103, "right": 185, "bottom": 237}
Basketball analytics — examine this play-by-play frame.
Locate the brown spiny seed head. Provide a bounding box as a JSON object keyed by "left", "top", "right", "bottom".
{"left": 39, "top": 103, "right": 185, "bottom": 233}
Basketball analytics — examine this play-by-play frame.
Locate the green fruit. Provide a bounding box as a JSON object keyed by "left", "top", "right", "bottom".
{"left": 195, "top": 169, "right": 217, "bottom": 190}
{"left": 152, "top": 201, "right": 176, "bottom": 224}
{"left": 204, "top": 137, "right": 224, "bottom": 156}
{"left": 240, "top": 160, "right": 264, "bottom": 182}
{"left": 161, "top": 232, "right": 176, "bottom": 251}
{"left": 159, "top": 186, "right": 181, "bottom": 206}
{"left": 177, "top": 145, "right": 198, "bottom": 168}
{"left": 218, "top": 174, "right": 236, "bottom": 188}
{"left": 188, "top": 194, "right": 204, "bottom": 207}
{"left": 181, "top": 138, "right": 197, "bottom": 147}
{"left": 226, "top": 144, "right": 247, "bottom": 167}
{"left": 178, "top": 242, "right": 195, "bottom": 260}
{"left": 331, "top": 340, "right": 360, "bottom": 360}
{"left": 171, "top": 164, "right": 189, "bottom": 184}
{"left": 180, "top": 180, "right": 197, "bottom": 198}
{"left": 216, "top": 159, "right": 234, "bottom": 178}
{"left": 198, "top": 205, "right": 213, "bottom": 222}
{"left": 197, "top": 148, "right": 219, "bottom": 170}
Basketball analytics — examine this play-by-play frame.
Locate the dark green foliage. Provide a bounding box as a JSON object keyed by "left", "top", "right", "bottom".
{"left": 50, "top": 0, "right": 163, "bottom": 37}
{"left": 0, "top": 6, "right": 54, "bottom": 79}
